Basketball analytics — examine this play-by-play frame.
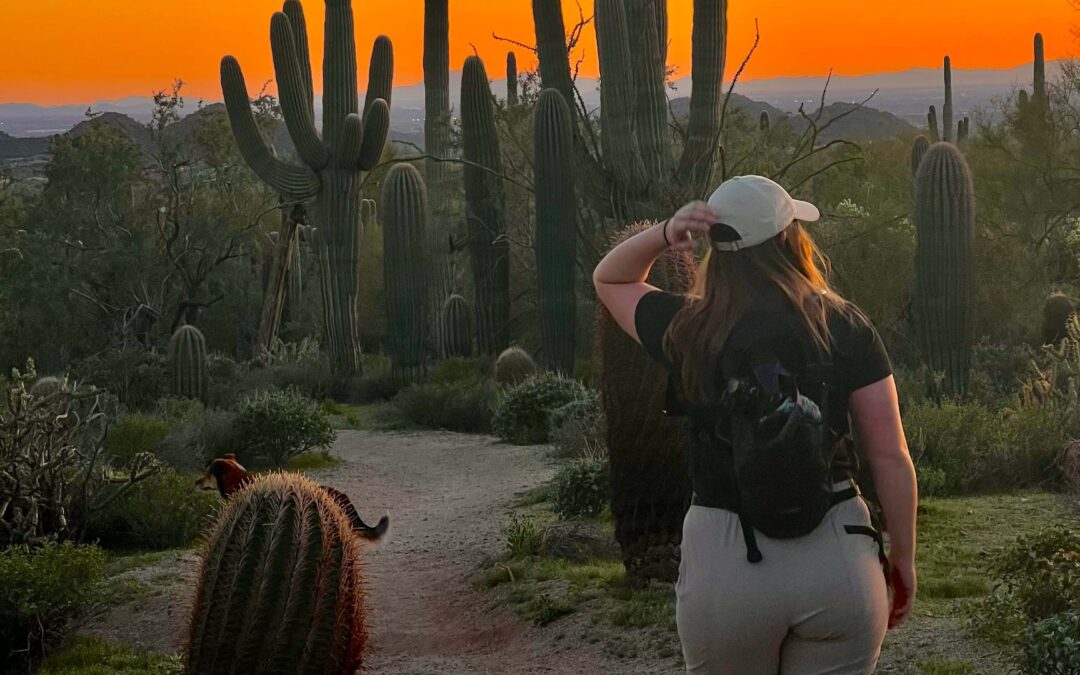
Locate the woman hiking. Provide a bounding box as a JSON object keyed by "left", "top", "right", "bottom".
{"left": 593, "top": 175, "right": 918, "bottom": 674}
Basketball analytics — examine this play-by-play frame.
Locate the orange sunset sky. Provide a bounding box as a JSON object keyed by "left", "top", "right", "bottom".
{"left": 1, "top": 0, "right": 1075, "bottom": 105}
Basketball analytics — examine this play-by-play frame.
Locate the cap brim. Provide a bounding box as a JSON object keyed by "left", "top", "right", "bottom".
{"left": 793, "top": 200, "right": 820, "bottom": 223}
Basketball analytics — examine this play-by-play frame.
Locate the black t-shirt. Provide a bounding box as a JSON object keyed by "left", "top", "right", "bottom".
{"left": 634, "top": 290, "right": 893, "bottom": 503}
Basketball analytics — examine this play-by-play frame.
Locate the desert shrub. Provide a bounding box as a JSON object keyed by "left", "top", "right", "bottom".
{"left": 1, "top": 360, "right": 158, "bottom": 546}
{"left": 0, "top": 541, "right": 106, "bottom": 662}
{"left": 86, "top": 469, "right": 220, "bottom": 550}
{"left": 390, "top": 379, "right": 497, "bottom": 433}
{"left": 551, "top": 458, "right": 609, "bottom": 520}
{"left": 904, "top": 398, "right": 1077, "bottom": 495}
{"left": 492, "top": 374, "right": 592, "bottom": 445}
{"left": 205, "top": 354, "right": 246, "bottom": 408}
{"left": 430, "top": 357, "right": 491, "bottom": 385}
{"left": 1018, "top": 612, "right": 1080, "bottom": 675}
{"left": 156, "top": 409, "right": 241, "bottom": 471}
{"left": 36, "top": 637, "right": 184, "bottom": 675}
{"left": 505, "top": 514, "right": 548, "bottom": 558}
{"left": 233, "top": 388, "right": 335, "bottom": 467}
{"left": 973, "top": 527, "right": 1080, "bottom": 645}
{"left": 71, "top": 349, "right": 168, "bottom": 411}
{"left": 548, "top": 392, "right": 605, "bottom": 458}
{"left": 968, "top": 340, "right": 1040, "bottom": 406}
{"left": 104, "top": 413, "right": 170, "bottom": 463}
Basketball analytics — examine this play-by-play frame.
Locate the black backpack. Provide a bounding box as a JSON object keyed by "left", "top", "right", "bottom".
{"left": 673, "top": 322, "right": 855, "bottom": 564}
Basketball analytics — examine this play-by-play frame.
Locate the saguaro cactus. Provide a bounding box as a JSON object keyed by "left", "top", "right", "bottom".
{"left": 221, "top": 0, "right": 393, "bottom": 382}
{"left": 440, "top": 294, "right": 474, "bottom": 358}
{"left": 423, "top": 0, "right": 453, "bottom": 355}
{"left": 382, "top": 164, "right": 432, "bottom": 384}
{"left": 759, "top": 110, "right": 771, "bottom": 133}
{"left": 185, "top": 473, "right": 368, "bottom": 675}
{"left": 942, "top": 56, "right": 954, "bottom": 143}
{"left": 461, "top": 56, "right": 510, "bottom": 355}
{"left": 927, "top": 105, "right": 940, "bottom": 143}
{"left": 1033, "top": 33, "right": 1047, "bottom": 110}
{"left": 534, "top": 89, "right": 578, "bottom": 374}
{"left": 1042, "top": 293, "right": 1075, "bottom": 346}
{"left": 533, "top": 0, "right": 727, "bottom": 218}
{"left": 911, "top": 135, "right": 930, "bottom": 177}
{"left": 168, "top": 324, "right": 207, "bottom": 401}
{"left": 507, "top": 51, "right": 519, "bottom": 105}
{"left": 913, "top": 143, "right": 976, "bottom": 396}
{"left": 598, "top": 222, "right": 695, "bottom": 584}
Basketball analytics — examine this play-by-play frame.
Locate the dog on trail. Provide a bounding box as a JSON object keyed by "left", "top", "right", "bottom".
{"left": 196, "top": 454, "right": 390, "bottom": 542}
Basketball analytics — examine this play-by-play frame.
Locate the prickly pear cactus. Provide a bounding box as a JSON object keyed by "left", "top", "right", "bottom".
{"left": 185, "top": 473, "right": 368, "bottom": 675}
{"left": 168, "top": 324, "right": 208, "bottom": 401}
{"left": 440, "top": 294, "right": 473, "bottom": 358}
{"left": 533, "top": 89, "right": 577, "bottom": 375}
{"left": 912, "top": 143, "right": 976, "bottom": 396}
{"left": 597, "top": 222, "right": 695, "bottom": 584}
{"left": 382, "top": 163, "right": 432, "bottom": 384}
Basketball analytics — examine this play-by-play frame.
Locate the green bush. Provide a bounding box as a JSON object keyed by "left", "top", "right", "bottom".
{"left": 205, "top": 354, "right": 246, "bottom": 408}
{"left": 345, "top": 370, "right": 401, "bottom": 404}
{"left": 505, "top": 514, "right": 548, "bottom": 558}
{"left": 104, "top": 414, "right": 170, "bottom": 463}
{"left": 973, "top": 527, "right": 1080, "bottom": 647}
{"left": 548, "top": 392, "right": 605, "bottom": 458}
{"left": 156, "top": 409, "right": 241, "bottom": 470}
{"left": 86, "top": 469, "right": 220, "bottom": 550}
{"left": 904, "top": 399, "right": 1077, "bottom": 495}
{"left": 391, "top": 379, "right": 497, "bottom": 433}
{"left": 1019, "top": 612, "right": 1080, "bottom": 675}
{"left": 71, "top": 349, "right": 168, "bottom": 411}
{"left": 430, "top": 357, "right": 491, "bottom": 385}
{"left": 0, "top": 542, "right": 106, "bottom": 662}
{"left": 36, "top": 637, "right": 183, "bottom": 675}
{"left": 492, "top": 374, "right": 591, "bottom": 445}
{"left": 233, "top": 388, "right": 335, "bottom": 467}
{"left": 551, "top": 458, "right": 609, "bottom": 519}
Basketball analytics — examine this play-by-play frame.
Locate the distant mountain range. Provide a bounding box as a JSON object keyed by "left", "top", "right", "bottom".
{"left": 0, "top": 60, "right": 1059, "bottom": 167}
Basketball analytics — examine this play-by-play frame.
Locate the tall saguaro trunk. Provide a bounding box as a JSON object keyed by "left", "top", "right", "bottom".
{"left": 676, "top": 0, "right": 727, "bottom": 196}
{"left": 221, "top": 0, "right": 394, "bottom": 383}
{"left": 942, "top": 56, "right": 954, "bottom": 143}
{"left": 461, "top": 56, "right": 510, "bottom": 355}
{"left": 912, "top": 143, "right": 976, "bottom": 396}
{"left": 424, "top": 0, "right": 454, "bottom": 357}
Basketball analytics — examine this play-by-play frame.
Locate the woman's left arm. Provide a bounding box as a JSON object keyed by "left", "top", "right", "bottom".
{"left": 592, "top": 201, "right": 717, "bottom": 342}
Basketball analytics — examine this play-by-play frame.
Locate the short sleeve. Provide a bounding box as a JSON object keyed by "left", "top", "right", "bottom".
{"left": 834, "top": 307, "right": 893, "bottom": 393}
{"left": 634, "top": 291, "right": 686, "bottom": 367}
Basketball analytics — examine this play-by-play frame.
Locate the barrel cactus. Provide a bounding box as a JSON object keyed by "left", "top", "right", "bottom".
{"left": 910, "top": 135, "right": 930, "bottom": 178}
{"left": 912, "top": 143, "right": 976, "bottom": 396}
{"left": 534, "top": 89, "right": 577, "bottom": 374}
{"left": 382, "top": 163, "right": 432, "bottom": 384}
{"left": 597, "top": 222, "right": 695, "bottom": 584}
{"left": 221, "top": 0, "right": 393, "bottom": 382}
{"left": 927, "top": 105, "right": 940, "bottom": 143}
{"left": 1042, "top": 293, "right": 1076, "bottom": 346}
{"left": 185, "top": 473, "right": 368, "bottom": 675}
{"left": 461, "top": 56, "right": 510, "bottom": 355}
{"left": 169, "top": 324, "right": 208, "bottom": 401}
{"left": 440, "top": 294, "right": 473, "bottom": 358}
{"left": 495, "top": 347, "right": 537, "bottom": 387}
{"left": 506, "top": 51, "right": 519, "bottom": 105}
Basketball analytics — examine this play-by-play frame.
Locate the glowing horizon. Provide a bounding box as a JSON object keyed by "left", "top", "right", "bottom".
{"left": 0, "top": 0, "right": 1074, "bottom": 106}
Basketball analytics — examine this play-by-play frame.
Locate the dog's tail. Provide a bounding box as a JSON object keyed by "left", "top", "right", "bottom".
{"left": 358, "top": 514, "right": 390, "bottom": 543}
{"left": 320, "top": 486, "right": 390, "bottom": 544}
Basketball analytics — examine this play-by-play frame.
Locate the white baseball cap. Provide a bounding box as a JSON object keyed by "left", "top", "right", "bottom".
{"left": 706, "top": 175, "right": 820, "bottom": 251}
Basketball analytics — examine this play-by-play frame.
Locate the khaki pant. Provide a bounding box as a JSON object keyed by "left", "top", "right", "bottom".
{"left": 676, "top": 491, "right": 888, "bottom": 674}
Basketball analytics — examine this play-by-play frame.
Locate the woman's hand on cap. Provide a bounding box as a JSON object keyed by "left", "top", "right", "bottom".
{"left": 667, "top": 201, "right": 719, "bottom": 251}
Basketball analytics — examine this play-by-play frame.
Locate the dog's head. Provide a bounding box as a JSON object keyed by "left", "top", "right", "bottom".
{"left": 195, "top": 454, "right": 252, "bottom": 498}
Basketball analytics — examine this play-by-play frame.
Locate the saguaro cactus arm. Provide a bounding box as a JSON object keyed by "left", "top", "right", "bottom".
{"left": 365, "top": 36, "right": 395, "bottom": 115}
{"left": 677, "top": 0, "right": 728, "bottom": 194}
{"left": 270, "top": 12, "right": 330, "bottom": 169}
{"left": 358, "top": 99, "right": 390, "bottom": 170}
{"left": 220, "top": 57, "right": 321, "bottom": 200}
{"left": 282, "top": 1, "right": 315, "bottom": 115}
{"left": 942, "top": 56, "right": 954, "bottom": 143}
{"left": 594, "top": 0, "right": 646, "bottom": 190}
{"left": 322, "top": 0, "right": 360, "bottom": 157}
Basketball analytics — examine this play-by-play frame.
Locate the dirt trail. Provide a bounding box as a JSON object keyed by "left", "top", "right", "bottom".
{"left": 84, "top": 430, "right": 674, "bottom": 674}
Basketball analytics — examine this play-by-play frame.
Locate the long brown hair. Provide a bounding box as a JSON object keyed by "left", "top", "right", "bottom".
{"left": 664, "top": 222, "right": 847, "bottom": 404}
